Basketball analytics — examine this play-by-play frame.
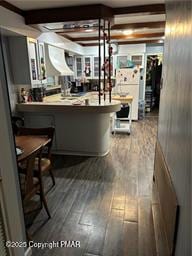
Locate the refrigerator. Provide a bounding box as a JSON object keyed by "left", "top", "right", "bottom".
{"left": 115, "top": 68, "right": 140, "bottom": 120}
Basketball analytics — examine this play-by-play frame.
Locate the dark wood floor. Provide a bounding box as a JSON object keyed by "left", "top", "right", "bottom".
{"left": 29, "top": 116, "right": 158, "bottom": 256}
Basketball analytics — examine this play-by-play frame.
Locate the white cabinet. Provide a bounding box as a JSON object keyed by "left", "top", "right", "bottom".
{"left": 116, "top": 55, "right": 128, "bottom": 69}
{"left": 130, "top": 54, "right": 144, "bottom": 68}
{"left": 8, "top": 36, "right": 43, "bottom": 86}
{"left": 75, "top": 55, "right": 115, "bottom": 79}
{"left": 38, "top": 42, "right": 47, "bottom": 83}
{"left": 84, "top": 56, "right": 92, "bottom": 78}
{"left": 75, "top": 56, "right": 83, "bottom": 78}
{"left": 93, "top": 56, "right": 114, "bottom": 78}
{"left": 93, "top": 56, "right": 100, "bottom": 78}
{"left": 27, "top": 38, "right": 40, "bottom": 85}
{"left": 116, "top": 54, "right": 144, "bottom": 69}
{"left": 75, "top": 56, "right": 93, "bottom": 79}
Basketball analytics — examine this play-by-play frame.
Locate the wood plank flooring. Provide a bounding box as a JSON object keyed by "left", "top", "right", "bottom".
{"left": 29, "top": 117, "right": 158, "bottom": 256}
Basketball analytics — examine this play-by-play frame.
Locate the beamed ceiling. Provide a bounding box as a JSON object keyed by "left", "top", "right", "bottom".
{"left": 1, "top": 1, "right": 166, "bottom": 46}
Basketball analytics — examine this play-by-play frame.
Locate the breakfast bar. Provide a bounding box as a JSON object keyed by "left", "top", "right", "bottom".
{"left": 17, "top": 93, "right": 121, "bottom": 156}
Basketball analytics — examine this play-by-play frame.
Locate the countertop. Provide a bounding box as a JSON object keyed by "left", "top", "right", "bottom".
{"left": 16, "top": 93, "right": 121, "bottom": 113}
{"left": 112, "top": 95, "right": 133, "bottom": 103}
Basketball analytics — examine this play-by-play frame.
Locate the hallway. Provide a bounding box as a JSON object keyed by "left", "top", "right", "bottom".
{"left": 29, "top": 117, "right": 158, "bottom": 256}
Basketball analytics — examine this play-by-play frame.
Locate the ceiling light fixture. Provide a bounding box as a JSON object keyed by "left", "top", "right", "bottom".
{"left": 123, "top": 30, "right": 133, "bottom": 36}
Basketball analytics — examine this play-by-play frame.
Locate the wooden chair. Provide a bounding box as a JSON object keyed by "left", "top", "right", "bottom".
{"left": 18, "top": 127, "right": 56, "bottom": 188}
{"left": 19, "top": 146, "right": 51, "bottom": 218}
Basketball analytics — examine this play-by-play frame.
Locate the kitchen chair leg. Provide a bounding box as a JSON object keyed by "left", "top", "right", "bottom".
{"left": 39, "top": 177, "right": 51, "bottom": 219}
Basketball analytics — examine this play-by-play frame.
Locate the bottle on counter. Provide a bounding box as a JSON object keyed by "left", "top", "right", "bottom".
{"left": 20, "top": 88, "right": 27, "bottom": 103}
{"left": 27, "top": 89, "right": 33, "bottom": 102}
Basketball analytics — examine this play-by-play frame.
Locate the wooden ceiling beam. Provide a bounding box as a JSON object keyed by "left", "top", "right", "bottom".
{"left": 117, "top": 39, "right": 163, "bottom": 45}
{"left": 113, "top": 4, "right": 165, "bottom": 15}
{"left": 82, "top": 39, "right": 163, "bottom": 47}
{"left": 66, "top": 32, "right": 164, "bottom": 42}
{"left": 24, "top": 4, "right": 114, "bottom": 25}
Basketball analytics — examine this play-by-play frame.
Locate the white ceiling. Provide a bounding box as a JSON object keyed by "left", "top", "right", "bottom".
{"left": 114, "top": 14, "right": 165, "bottom": 24}
{"left": 7, "top": 0, "right": 165, "bottom": 10}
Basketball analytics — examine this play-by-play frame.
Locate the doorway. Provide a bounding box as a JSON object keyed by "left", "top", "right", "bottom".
{"left": 145, "top": 54, "right": 163, "bottom": 116}
{"left": 0, "top": 28, "right": 28, "bottom": 256}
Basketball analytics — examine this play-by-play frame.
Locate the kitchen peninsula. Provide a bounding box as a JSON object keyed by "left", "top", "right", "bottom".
{"left": 17, "top": 93, "right": 121, "bottom": 156}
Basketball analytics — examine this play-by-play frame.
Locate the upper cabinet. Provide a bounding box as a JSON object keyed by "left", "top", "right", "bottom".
{"left": 84, "top": 56, "right": 92, "bottom": 78}
{"left": 74, "top": 54, "right": 144, "bottom": 79}
{"left": 65, "top": 53, "right": 75, "bottom": 73}
{"left": 130, "top": 54, "right": 144, "bottom": 68}
{"left": 116, "top": 55, "right": 128, "bottom": 69}
{"left": 93, "top": 56, "right": 100, "bottom": 78}
{"left": 38, "top": 42, "right": 47, "bottom": 82}
{"left": 75, "top": 56, "right": 93, "bottom": 79}
{"left": 75, "top": 56, "right": 83, "bottom": 78}
{"left": 8, "top": 36, "right": 46, "bottom": 86}
{"left": 75, "top": 55, "right": 114, "bottom": 79}
{"left": 27, "top": 38, "right": 41, "bottom": 85}
{"left": 116, "top": 54, "right": 144, "bottom": 69}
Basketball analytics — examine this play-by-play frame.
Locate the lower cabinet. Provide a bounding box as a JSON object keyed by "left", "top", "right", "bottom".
{"left": 23, "top": 111, "right": 111, "bottom": 156}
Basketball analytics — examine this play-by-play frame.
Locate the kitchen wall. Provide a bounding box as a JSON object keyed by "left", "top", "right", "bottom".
{"left": 146, "top": 44, "right": 164, "bottom": 55}
{"left": 83, "top": 44, "right": 146, "bottom": 56}
{"left": 157, "top": 0, "right": 191, "bottom": 255}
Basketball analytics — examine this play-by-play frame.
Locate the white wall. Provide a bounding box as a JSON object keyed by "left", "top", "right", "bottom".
{"left": 83, "top": 43, "right": 146, "bottom": 56}
{"left": 146, "top": 44, "right": 164, "bottom": 55}
{"left": 118, "top": 44, "right": 146, "bottom": 54}
{"left": 0, "top": 6, "right": 40, "bottom": 38}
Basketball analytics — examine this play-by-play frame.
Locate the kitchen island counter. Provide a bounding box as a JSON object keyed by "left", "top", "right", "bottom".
{"left": 17, "top": 93, "right": 120, "bottom": 113}
{"left": 17, "top": 93, "right": 121, "bottom": 156}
